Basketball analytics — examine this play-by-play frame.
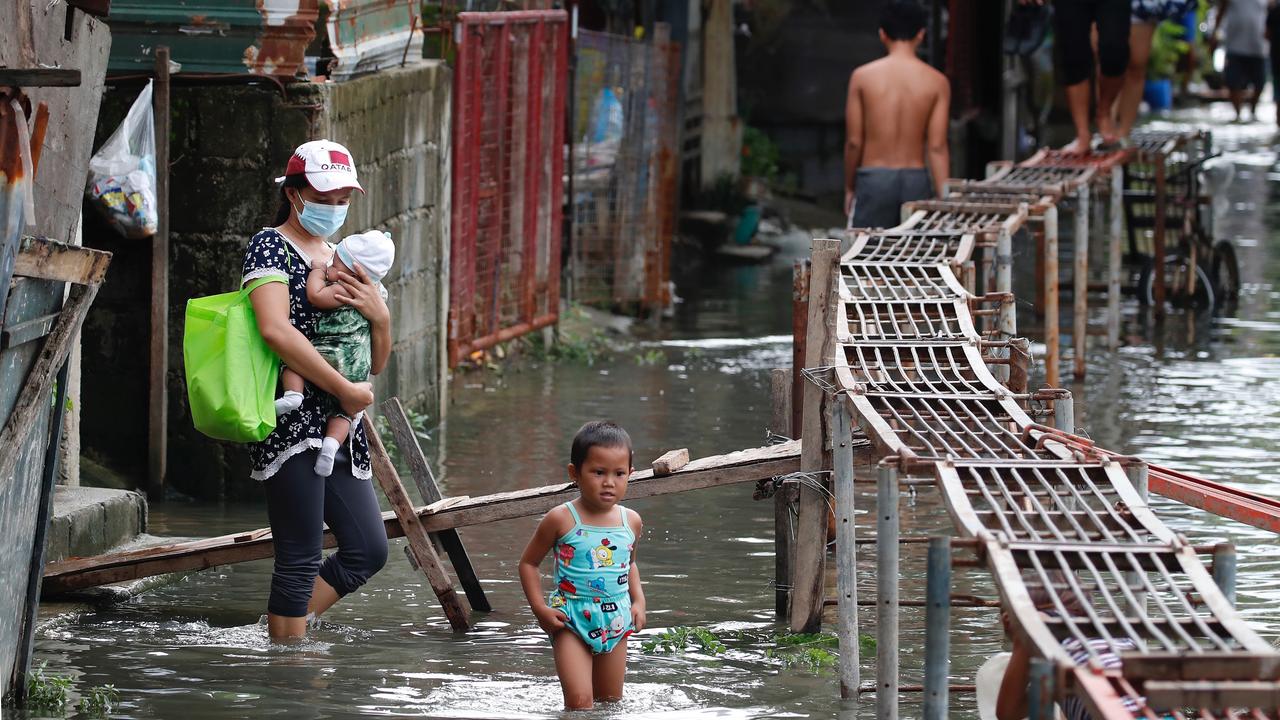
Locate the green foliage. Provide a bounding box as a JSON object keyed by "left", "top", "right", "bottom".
{"left": 633, "top": 348, "right": 665, "bottom": 366}
{"left": 79, "top": 684, "right": 120, "bottom": 717}
{"left": 1148, "top": 20, "right": 1190, "bottom": 80}
{"left": 525, "top": 312, "right": 611, "bottom": 366}
{"left": 26, "top": 662, "right": 72, "bottom": 713}
{"left": 374, "top": 405, "right": 434, "bottom": 469}
{"left": 766, "top": 632, "right": 875, "bottom": 673}
{"left": 741, "top": 126, "right": 781, "bottom": 181}
{"left": 641, "top": 626, "right": 727, "bottom": 655}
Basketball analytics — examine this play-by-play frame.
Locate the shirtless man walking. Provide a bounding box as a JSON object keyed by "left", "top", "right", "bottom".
{"left": 844, "top": 1, "right": 950, "bottom": 229}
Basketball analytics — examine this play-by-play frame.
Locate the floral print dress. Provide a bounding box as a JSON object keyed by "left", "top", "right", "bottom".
{"left": 240, "top": 228, "right": 373, "bottom": 481}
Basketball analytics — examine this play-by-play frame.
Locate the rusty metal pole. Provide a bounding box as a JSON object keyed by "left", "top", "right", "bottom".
{"left": 1072, "top": 184, "right": 1089, "bottom": 379}
{"left": 149, "top": 46, "right": 171, "bottom": 502}
{"left": 1107, "top": 169, "right": 1122, "bottom": 349}
{"left": 1043, "top": 205, "right": 1060, "bottom": 388}
{"left": 1153, "top": 155, "right": 1167, "bottom": 318}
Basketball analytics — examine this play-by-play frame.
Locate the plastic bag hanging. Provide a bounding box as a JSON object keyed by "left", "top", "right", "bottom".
{"left": 85, "top": 81, "right": 157, "bottom": 239}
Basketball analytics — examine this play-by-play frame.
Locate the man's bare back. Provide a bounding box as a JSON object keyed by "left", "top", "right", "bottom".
{"left": 847, "top": 54, "right": 949, "bottom": 169}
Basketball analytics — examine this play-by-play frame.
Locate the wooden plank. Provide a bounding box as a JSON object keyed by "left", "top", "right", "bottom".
{"left": 791, "top": 238, "right": 839, "bottom": 634}
{"left": 0, "top": 284, "right": 98, "bottom": 487}
{"left": 43, "top": 441, "right": 803, "bottom": 593}
{"left": 770, "top": 368, "right": 794, "bottom": 618}
{"left": 148, "top": 46, "right": 170, "bottom": 502}
{"left": 1142, "top": 680, "right": 1280, "bottom": 711}
{"left": 13, "top": 237, "right": 111, "bottom": 286}
{"left": 1118, "top": 652, "right": 1280, "bottom": 682}
{"left": 380, "top": 397, "right": 491, "bottom": 613}
{"left": 0, "top": 69, "right": 81, "bottom": 88}
{"left": 363, "top": 415, "right": 471, "bottom": 631}
{"left": 651, "top": 448, "right": 689, "bottom": 476}
{"left": 0, "top": 311, "right": 58, "bottom": 349}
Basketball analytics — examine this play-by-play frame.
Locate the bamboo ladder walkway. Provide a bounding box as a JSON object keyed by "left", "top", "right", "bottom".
{"left": 791, "top": 136, "right": 1280, "bottom": 719}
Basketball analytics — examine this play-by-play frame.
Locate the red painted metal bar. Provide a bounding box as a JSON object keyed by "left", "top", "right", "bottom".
{"left": 547, "top": 19, "right": 567, "bottom": 312}
{"left": 521, "top": 19, "right": 545, "bottom": 325}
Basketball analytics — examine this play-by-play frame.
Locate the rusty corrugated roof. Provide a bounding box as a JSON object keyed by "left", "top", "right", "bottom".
{"left": 105, "top": 0, "right": 421, "bottom": 81}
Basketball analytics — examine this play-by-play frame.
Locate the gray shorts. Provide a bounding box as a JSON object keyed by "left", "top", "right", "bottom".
{"left": 850, "top": 167, "right": 934, "bottom": 230}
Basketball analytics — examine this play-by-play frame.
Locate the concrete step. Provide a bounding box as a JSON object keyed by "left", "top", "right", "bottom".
{"left": 44, "top": 486, "right": 146, "bottom": 564}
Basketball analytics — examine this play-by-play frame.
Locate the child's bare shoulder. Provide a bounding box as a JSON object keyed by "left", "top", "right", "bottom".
{"left": 625, "top": 507, "right": 644, "bottom": 536}
{"left": 541, "top": 504, "right": 574, "bottom": 536}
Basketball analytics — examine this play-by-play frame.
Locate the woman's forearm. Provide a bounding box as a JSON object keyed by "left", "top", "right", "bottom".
{"left": 370, "top": 317, "right": 391, "bottom": 376}
{"left": 267, "top": 323, "right": 351, "bottom": 397}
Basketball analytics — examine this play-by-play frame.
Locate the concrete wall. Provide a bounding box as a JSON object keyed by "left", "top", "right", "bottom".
{"left": 80, "top": 61, "right": 451, "bottom": 500}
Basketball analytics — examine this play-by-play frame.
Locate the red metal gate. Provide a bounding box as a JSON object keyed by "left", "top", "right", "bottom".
{"left": 449, "top": 10, "right": 568, "bottom": 367}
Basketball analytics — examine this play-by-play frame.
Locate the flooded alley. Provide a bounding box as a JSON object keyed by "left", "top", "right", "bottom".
{"left": 24, "top": 108, "right": 1280, "bottom": 719}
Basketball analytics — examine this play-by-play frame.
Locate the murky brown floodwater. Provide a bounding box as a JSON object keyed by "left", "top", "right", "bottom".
{"left": 26, "top": 108, "right": 1280, "bottom": 719}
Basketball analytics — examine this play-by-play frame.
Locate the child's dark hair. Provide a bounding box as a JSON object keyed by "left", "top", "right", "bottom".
{"left": 880, "top": 1, "right": 927, "bottom": 41}
{"left": 570, "top": 420, "right": 633, "bottom": 467}
{"left": 272, "top": 174, "right": 309, "bottom": 226}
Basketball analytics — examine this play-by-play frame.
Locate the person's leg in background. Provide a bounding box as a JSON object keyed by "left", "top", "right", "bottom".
{"left": 1056, "top": 0, "right": 1100, "bottom": 151}
{"left": 1116, "top": 21, "right": 1158, "bottom": 137}
{"left": 1095, "top": 0, "right": 1133, "bottom": 142}
{"left": 1271, "top": 50, "right": 1280, "bottom": 126}
{"left": 1247, "top": 56, "right": 1265, "bottom": 119}
{"left": 1226, "top": 52, "right": 1247, "bottom": 120}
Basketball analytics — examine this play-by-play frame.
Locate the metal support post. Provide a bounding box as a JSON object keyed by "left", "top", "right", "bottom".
{"left": 1028, "top": 659, "right": 1056, "bottom": 720}
{"left": 1073, "top": 184, "right": 1089, "bottom": 379}
{"left": 876, "top": 461, "right": 900, "bottom": 720}
{"left": 833, "top": 399, "right": 859, "bottom": 699}
{"left": 1213, "top": 543, "right": 1237, "bottom": 607}
{"left": 1053, "top": 391, "right": 1074, "bottom": 434}
{"left": 1043, "top": 206, "right": 1060, "bottom": 388}
{"left": 1107, "top": 169, "right": 1123, "bottom": 349}
{"left": 995, "top": 225, "right": 1015, "bottom": 383}
{"left": 923, "top": 536, "right": 952, "bottom": 720}
{"left": 1126, "top": 460, "right": 1149, "bottom": 503}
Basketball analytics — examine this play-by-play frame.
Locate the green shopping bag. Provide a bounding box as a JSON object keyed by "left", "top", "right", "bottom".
{"left": 183, "top": 275, "right": 286, "bottom": 442}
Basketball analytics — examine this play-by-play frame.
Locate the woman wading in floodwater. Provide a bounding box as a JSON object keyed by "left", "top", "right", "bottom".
{"left": 242, "top": 140, "right": 391, "bottom": 640}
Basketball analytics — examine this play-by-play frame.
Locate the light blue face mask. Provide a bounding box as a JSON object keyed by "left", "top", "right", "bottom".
{"left": 294, "top": 197, "right": 348, "bottom": 238}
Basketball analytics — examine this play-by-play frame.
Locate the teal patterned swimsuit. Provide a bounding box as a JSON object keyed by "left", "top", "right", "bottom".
{"left": 548, "top": 502, "right": 635, "bottom": 654}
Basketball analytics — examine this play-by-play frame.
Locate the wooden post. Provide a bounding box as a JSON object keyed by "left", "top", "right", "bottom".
{"left": 148, "top": 46, "right": 171, "bottom": 501}
{"left": 363, "top": 415, "right": 471, "bottom": 631}
{"left": 1072, "top": 184, "right": 1088, "bottom": 380}
{"left": 832, "top": 398, "right": 859, "bottom": 698}
{"left": 791, "top": 259, "right": 809, "bottom": 438}
{"left": 1043, "top": 205, "right": 1060, "bottom": 388}
{"left": 789, "top": 239, "right": 839, "bottom": 634}
{"left": 771, "top": 368, "right": 794, "bottom": 618}
{"left": 1053, "top": 391, "right": 1074, "bottom": 434}
{"left": 1107, "top": 169, "right": 1123, "bottom": 349}
{"left": 876, "top": 461, "right": 900, "bottom": 720}
{"left": 995, "top": 223, "right": 1014, "bottom": 383}
{"left": 380, "top": 398, "right": 491, "bottom": 613}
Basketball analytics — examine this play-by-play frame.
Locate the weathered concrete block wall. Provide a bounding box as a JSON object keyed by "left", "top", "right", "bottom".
{"left": 80, "top": 61, "right": 451, "bottom": 499}
{"left": 324, "top": 63, "right": 451, "bottom": 415}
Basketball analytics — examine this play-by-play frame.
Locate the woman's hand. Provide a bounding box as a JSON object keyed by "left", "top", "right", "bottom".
{"left": 630, "top": 600, "right": 646, "bottom": 633}
{"left": 334, "top": 262, "right": 390, "bottom": 329}
{"left": 338, "top": 380, "right": 375, "bottom": 417}
{"left": 534, "top": 605, "right": 568, "bottom": 635}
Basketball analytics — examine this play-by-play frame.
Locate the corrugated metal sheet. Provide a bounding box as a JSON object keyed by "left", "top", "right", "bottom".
{"left": 106, "top": 0, "right": 421, "bottom": 81}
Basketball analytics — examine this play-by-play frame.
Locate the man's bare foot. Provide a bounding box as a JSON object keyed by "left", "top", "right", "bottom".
{"left": 1061, "top": 136, "right": 1092, "bottom": 155}
{"left": 1096, "top": 114, "right": 1120, "bottom": 147}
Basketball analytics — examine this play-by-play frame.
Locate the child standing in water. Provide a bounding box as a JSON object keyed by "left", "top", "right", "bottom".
{"left": 519, "top": 421, "right": 647, "bottom": 710}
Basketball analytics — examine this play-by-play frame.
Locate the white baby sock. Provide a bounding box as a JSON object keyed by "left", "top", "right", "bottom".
{"left": 314, "top": 437, "right": 340, "bottom": 477}
{"left": 275, "top": 391, "right": 303, "bottom": 417}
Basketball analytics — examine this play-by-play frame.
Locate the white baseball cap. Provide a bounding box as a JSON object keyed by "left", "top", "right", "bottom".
{"left": 275, "top": 139, "right": 364, "bottom": 193}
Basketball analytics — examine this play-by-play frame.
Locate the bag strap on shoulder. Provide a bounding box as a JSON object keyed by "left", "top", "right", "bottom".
{"left": 243, "top": 274, "right": 288, "bottom": 296}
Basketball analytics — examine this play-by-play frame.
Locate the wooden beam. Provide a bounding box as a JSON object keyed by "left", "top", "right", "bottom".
{"left": 791, "top": 239, "right": 839, "bottom": 633}
{"left": 380, "top": 398, "right": 491, "bottom": 613}
{"left": 364, "top": 415, "right": 470, "bottom": 630}
{"left": 43, "top": 441, "right": 803, "bottom": 594}
{"left": 13, "top": 237, "right": 111, "bottom": 286}
{"left": 770, "top": 367, "right": 795, "bottom": 618}
{"left": 0, "top": 69, "right": 81, "bottom": 88}
{"left": 0, "top": 285, "right": 98, "bottom": 487}
{"left": 148, "top": 47, "right": 171, "bottom": 502}
{"left": 651, "top": 448, "right": 689, "bottom": 476}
